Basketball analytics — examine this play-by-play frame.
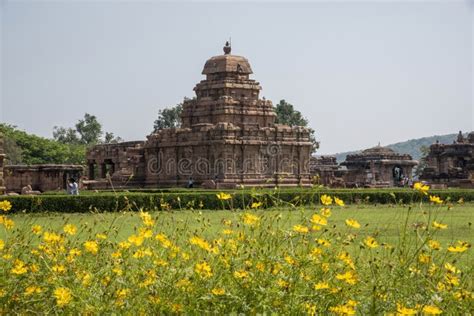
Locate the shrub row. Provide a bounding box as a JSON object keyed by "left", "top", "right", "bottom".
{"left": 3, "top": 189, "right": 473, "bottom": 213}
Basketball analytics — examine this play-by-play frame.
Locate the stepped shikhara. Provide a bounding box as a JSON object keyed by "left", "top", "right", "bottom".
{"left": 86, "top": 42, "right": 312, "bottom": 188}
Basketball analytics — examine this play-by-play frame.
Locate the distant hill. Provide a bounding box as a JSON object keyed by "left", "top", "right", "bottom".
{"left": 333, "top": 133, "right": 460, "bottom": 163}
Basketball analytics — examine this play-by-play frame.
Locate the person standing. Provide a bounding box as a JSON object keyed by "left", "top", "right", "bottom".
{"left": 67, "top": 178, "right": 79, "bottom": 195}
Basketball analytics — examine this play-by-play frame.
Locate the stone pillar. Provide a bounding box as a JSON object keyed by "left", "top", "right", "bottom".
{"left": 0, "top": 133, "right": 5, "bottom": 195}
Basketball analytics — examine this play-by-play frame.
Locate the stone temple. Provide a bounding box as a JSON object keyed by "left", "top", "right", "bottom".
{"left": 340, "top": 145, "right": 418, "bottom": 187}
{"left": 86, "top": 42, "right": 312, "bottom": 189}
{"left": 420, "top": 131, "right": 474, "bottom": 188}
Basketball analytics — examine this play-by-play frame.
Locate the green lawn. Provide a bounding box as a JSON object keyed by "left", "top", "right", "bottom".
{"left": 4, "top": 203, "right": 472, "bottom": 261}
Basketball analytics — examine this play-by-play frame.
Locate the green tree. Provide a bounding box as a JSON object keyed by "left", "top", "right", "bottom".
{"left": 0, "top": 124, "right": 86, "bottom": 165}
{"left": 153, "top": 103, "right": 183, "bottom": 131}
{"left": 104, "top": 132, "right": 123, "bottom": 144}
{"left": 75, "top": 113, "right": 103, "bottom": 145}
{"left": 53, "top": 126, "right": 80, "bottom": 144}
{"left": 274, "top": 100, "right": 319, "bottom": 153}
{"left": 54, "top": 113, "right": 121, "bottom": 145}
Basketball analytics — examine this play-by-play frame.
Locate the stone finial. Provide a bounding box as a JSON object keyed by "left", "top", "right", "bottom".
{"left": 223, "top": 41, "right": 231, "bottom": 55}
{"left": 457, "top": 130, "right": 464, "bottom": 143}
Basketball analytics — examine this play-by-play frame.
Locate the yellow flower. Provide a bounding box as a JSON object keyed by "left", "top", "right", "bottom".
{"left": 31, "top": 225, "right": 42, "bottom": 235}
{"left": 96, "top": 233, "right": 107, "bottom": 240}
{"left": 432, "top": 221, "right": 447, "bottom": 230}
{"left": 334, "top": 197, "right": 345, "bottom": 206}
{"left": 24, "top": 285, "right": 42, "bottom": 295}
{"left": 305, "top": 303, "right": 317, "bottom": 315}
{"left": 444, "top": 262, "right": 460, "bottom": 274}
{"left": 139, "top": 211, "right": 155, "bottom": 227}
{"left": 345, "top": 218, "right": 360, "bottom": 229}
{"left": 83, "top": 240, "right": 99, "bottom": 254}
{"left": 216, "top": 192, "right": 232, "bottom": 200}
{"left": 63, "top": 224, "right": 77, "bottom": 235}
{"left": 317, "top": 238, "right": 331, "bottom": 247}
{"left": 52, "top": 264, "right": 67, "bottom": 273}
{"left": 320, "top": 207, "right": 331, "bottom": 217}
{"left": 251, "top": 202, "right": 262, "bottom": 209}
{"left": 0, "top": 216, "right": 14, "bottom": 230}
{"left": 118, "top": 241, "right": 131, "bottom": 249}
{"left": 396, "top": 303, "right": 417, "bottom": 315}
{"left": 447, "top": 240, "right": 470, "bottom": 253}
{"left": 276, "top": 278, "right": 289, "bottom": 288}
{"left": 195, "top": 261, "right": 213, "bottom": 278}
{"left": 128, "top": 234, "right": 144, "bottom": 246}
{"left": 189, "top": 236, "right": 218, "bottom": 253}
{"left": 314, "top": 281, "right": 330, "bottom": 290}
{"left": 211, "top": 288, "right": 225, "bottom": 295}
{"left": 284, "top": 255, "right": 296, "bottom": 265}
{"left": 0, "top": 200, "right": 12, "bottom": 212}
{"left": 43, "top": 232, "right": 62, "bottom": 244}
{"left": 0, "top": 239, "right": 4, "bottom": 251}
{"left": 234, "top": 269, "right": 249, "bottom": 279}
{"left": 429, "top": 195, "right": 443, "bottom": 204}
{"left": 242, "top": 213, "right": 260, "bottom": 226}
{"left": 116, "top": 288, "right": 130, "bottom": 299}
{"left": 428, "top": 239, "right": 441, "bottom": 250}
{"left": 335, "top": 270, "right": 358, "bottom": 285}
{"left": 364, "top": 236, "right": 379, "bottom": 248}
{"left": 320, "top": 194, "right": 333, "bottom": 206}
{"left": 418, "top": 253, "right": 431, "bottom": 264}
{"left": 311, "top": 214, "right": 327, "bottom": 226}
{"left": 11, "top": 259, "right": 28, "bottom": 275}
{"left": 413, "top": 182, "right": 429, "bottom": 195}
{"left": 53, "top": 287, "right": 72, "bottom": 307}
{"left": 293, "top": 225, "right": 309, "bottom": 234}
{"left": 329, "top": 300, "right": 357, "bottom": 315}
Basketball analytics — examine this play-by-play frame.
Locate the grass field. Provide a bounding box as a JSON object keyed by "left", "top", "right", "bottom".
{"left": 0, "top": 197, "right": 472, "bottom": 314}
{"left": 4, "top": 203, "right": 473, "bottom": 254}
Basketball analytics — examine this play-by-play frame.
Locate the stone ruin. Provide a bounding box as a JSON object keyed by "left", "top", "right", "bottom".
{"left": 309, "top": 156, "right": 344, "bottom": 187}
{"left": 340, "top": 145, "right": 418, "bottom": 188}
{"left": 0, "top": 131, "right": 83, "bottom": 195}
{"left": 4, "top": 164, "right": 83, "bottom": 194}
{"left": 420, "top": 131, "right": 474, "bottom": 188}
{"left": 86, "top": 42, "right": 313, "bottom": 189}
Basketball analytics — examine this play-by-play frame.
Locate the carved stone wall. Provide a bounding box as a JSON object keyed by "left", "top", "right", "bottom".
{"left": 4, "top": 165, "right": 83, "bottom": 193}
{"left": 420, "top": 131, "right": 474, "bottom": 188}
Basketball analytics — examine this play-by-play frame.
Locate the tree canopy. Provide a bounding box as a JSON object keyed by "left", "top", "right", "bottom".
{"left": 53, "top": 113, "right": 122, "bottom": 145}
{"left": 0, "top": 124, "right": 86, "bottom": 165}
{"left": 153, "top": 104, "right": 183, "bottom": 131}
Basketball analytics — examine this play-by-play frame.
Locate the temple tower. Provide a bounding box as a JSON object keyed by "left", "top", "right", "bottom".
{"left": 144, "top": 42, "right": 313, "bottom": 188}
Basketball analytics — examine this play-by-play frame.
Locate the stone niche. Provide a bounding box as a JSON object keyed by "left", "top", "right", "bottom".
{"left": 86, "top": 42, "right": 313, "bottom": 189}
{"left": 420, "top": 131, "right": 474, "bottom": 188}
{"left": 341, "top": 145, "right": 418, "bottom": 188}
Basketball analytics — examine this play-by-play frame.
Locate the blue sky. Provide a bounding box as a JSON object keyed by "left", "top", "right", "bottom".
{"left": 1, "top": 0, "right": 473, "bottom": 154}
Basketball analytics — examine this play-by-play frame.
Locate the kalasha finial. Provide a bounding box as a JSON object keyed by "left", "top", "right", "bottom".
{"left": 223, "top": 41, "right": 231, "bottom": 55}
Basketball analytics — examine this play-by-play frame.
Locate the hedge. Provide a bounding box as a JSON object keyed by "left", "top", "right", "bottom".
{"left": 2, "top": 189, "right": 474, "bottom": 213}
